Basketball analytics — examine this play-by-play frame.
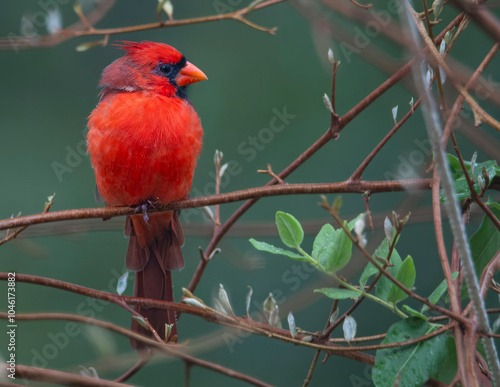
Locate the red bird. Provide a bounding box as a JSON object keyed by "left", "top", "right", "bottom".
{"left": 86, "top": 41, "right": 207, "bottom": 349}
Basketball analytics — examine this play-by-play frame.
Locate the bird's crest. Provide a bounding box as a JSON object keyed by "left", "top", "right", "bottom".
{"left": 114, "top": 41, "right": 183, "bottom": 67}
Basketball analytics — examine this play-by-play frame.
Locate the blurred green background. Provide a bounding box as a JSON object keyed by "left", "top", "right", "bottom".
{"left": 1, "top": 1, "right": 499, "bottom": 386}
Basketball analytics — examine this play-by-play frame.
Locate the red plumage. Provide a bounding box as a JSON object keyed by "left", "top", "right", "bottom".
{"left": 86, "top": 41, "right": 206, "bottom": 349}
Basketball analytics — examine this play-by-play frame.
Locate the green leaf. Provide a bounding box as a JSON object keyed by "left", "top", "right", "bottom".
{"left": 441, "top": 155, "right": 500, "bottom": 201}
{"left": 314, "top": 288, "right": 360, "bottom": 300}
{"left": 432, "top": 336, "right": 457, "bottom": 384}
{"left": 312, "top": 223, "right": 352, "bottom": 273}
{"left": 446, "top": 153, "right": 462, "bottom": 173}
{"left": 421, "top": 272, "right": 459, "bottom": 313}
{"left": 249, "top": 239, "right": 308, "bottom": 261}
{"left": 132, "top": 315, "right": 148, "bottom": 328}
{"left": 359, "top": 238, "right": 402, "bottom": 300}
{"left": 402, "top": 304, "right": 427, "bottom": 321}
{"left": 462, "top": 209, "right": 500, "bottom": 298}
{"left": 359, "top": 260, "right": 379, "bottom": 288}
{"left": 387, "top": 256, "right": 416, "bottom": 304}
{"left": 372, "top": 318, "right": 450, "bottom": 387}
{"left": 485, "top": 197, "right": 500, "bottom": 211}
{"left": 275, "top": 211, "right": 304, "bottom": 248}
{"left": 471, "top": 209, "right": 500, "bottom": 276}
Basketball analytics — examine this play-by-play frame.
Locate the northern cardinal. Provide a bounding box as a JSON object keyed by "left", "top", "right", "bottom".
{"left": 86, "top": 41, "right": 207, "bottom": 349}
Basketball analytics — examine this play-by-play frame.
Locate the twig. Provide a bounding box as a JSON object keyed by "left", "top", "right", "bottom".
{"left": 116, "top": 299, "right": 163, "bottom": 343}
{"left": 401, "top": 1, "right": 500, "bottom": 383}
{"left": 408, "top": 6, "right": 500, "bottom": 132}
{"left": 0, "top": 276, "right": 372, "bottom": 358}
{"left": 257, "top": 164, "right": 285, "bottom": 184}
{"left": 186, "top": 16, "right": 465, "bottom": 294}
{"left": 319, "top": 203, "right": 470, "bottom": 325}
{"left": 0, "top": 0, "right": 285, "bottom": 52}
{"left": 479, "top": 250, "right": 500, "bottom": 300}
{"left": 114, "top": 354, "right": 151, "bottom": 383}
{"left": 449, "top": 131, "right": 500, "bottom": 231}
{"left": 348, "top": 98, "right": 422, "bottom": 181}
{"left": 303, "top": 350, "right": 321, "bottom": 387}
{"left": 0, "top": 275, "right": 437, "bottom": 360}
{"left": 452, "top": 0, "right": 500, "bottom": 43}
{"left": 1, "top": 312, "right": 272, "bottom": 387}
{"left": 1, "top": 203, "right": 491, "bottom": 239}
{"left": 214, "top": 151, "right": 223, "bottom": 229}
{"left": 0, "top": 195, "right": 54, "bottom": 246}
{"left": 3, "top": 364, "right": 132, "bottom": 387}
{"left": 73, "top": 2, "right": 95, "bottom": 32}
{"left": 0, "top": 180, "right": 433, "bottom": 232}
{"left": 442, "top": 42, "right": 499, "bottom": 145}
{"left": 67, "top": 0, "right": 283, "bottom": 36}
{"left": 0, "top": 0, "right": 117, "bottom": 50}
{"left": 304, "top": 299, "right": 340, "bottom": 385}
{"left": 319, "top": 211, "right": 404, "bottom": 341}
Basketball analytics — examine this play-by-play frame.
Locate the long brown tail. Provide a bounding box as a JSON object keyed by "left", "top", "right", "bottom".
{"left": 124, "top": 211, "right": 184, "bottom": 350}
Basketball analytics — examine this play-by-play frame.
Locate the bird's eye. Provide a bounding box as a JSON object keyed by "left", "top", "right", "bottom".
{"left": 159, "top": 64, "right": 173, "bottom": 76}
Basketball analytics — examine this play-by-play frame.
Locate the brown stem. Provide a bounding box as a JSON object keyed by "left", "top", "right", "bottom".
{"left": 0, "top": 274, "right": 372, "bottom": 360}
{"left": 321, "top": 206, "right": 471, "bottom": 326}
{"left": 3, "top": 364, "right": 132, "bottom": 387}
{"left": 0, "top": 180, "right": 432, "bottom": 233}
{"left": 3, "top": 312, "right": 272, "bottom": 387}
{"left": 452, "top": 0, "right": 500, "bottom": 43}
{"left": 449, "top": 130, "right": 500, "bottom": 231}
{"left": 303, "top": 350, "right": 321, "bottom": 387}
{"left": 114, "top": 355, "right": 151, "bottom": 383}
{"left": 62, "top": 0, "right": 284, "bottom": 37}
{"left": 320, "top": 221, "right": 402, "bottom": 340}
{"left": 442, "top": 42, "right": 499, "bottom": 146}
{"left": 0, "top": 0, "right": 285, "bottom": 51}
{"left": 186, "top": 11, "right": 465, "bottom": 296}
{"left": 349, "top": 98, "right": 422, "bottom": 181}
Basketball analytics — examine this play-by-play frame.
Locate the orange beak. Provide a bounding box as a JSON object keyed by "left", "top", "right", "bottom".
{"left": 176, "top": 61, "right": 207, "bottom": 86}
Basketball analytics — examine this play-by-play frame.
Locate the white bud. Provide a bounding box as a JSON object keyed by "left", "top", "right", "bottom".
{"left": 391, "top": 105, "right": 398, "bottom": 124}
{"left": 328, "top": 48, "right": 335, "bottom": 64}
{"left": 219, "top": 163, "right": 229, "bottom": 178}
{"left": 288, "top": 311, "right": 296, "bottom": 338}
{"left": 439, "top": 39, "right": 446, "bottom": 56}
{"left": 218, "top": 284, "right": 234, "bottom": 315}
{"left": 432, "top": 0, "right": 444, "bottom": 19}
{"left": 384, "top": 216, "right": 393, "bottom": 242}
{"left": 322, "top": 93, "right": 334, "bottom": 114}
{"left": 246, "top": 286, "right": 253, "bottom": 318}
{"left": 183, "top": 298, "right": 207, "bottom": 309}
{"left": 343, "top": 315, "right": 357, "bottom": 342}
{"left": 45, "top": 8, "right": 62, "bottom": 35}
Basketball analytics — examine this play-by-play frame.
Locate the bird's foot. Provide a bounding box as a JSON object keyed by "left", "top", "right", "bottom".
{"left": 134, "top": 203, "right": 150, "bottom": 226}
